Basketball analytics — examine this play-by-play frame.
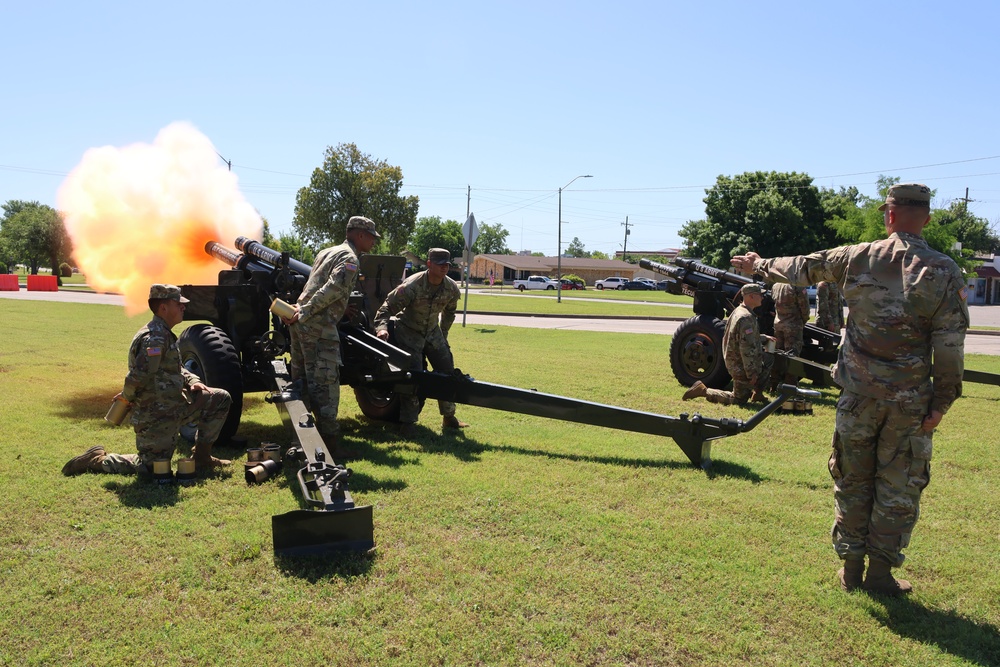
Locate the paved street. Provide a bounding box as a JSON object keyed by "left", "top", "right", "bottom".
{"left": 3, "top": 287, "right": 1000, "bottom": 355}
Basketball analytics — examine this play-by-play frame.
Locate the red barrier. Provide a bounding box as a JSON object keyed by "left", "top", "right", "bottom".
{"left": 0, "top": 274, "right": 19, "bottom": 291}
{"left": 26, "top": 275, "right": 58, "bottom": 292}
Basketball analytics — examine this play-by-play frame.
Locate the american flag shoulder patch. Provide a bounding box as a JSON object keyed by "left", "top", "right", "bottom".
{"left": 147, "top": 346, "right": 162, "bottom": 356}
{"left": 744, "top": 328, "right": 754, "bottom": 335}
{"left": 959, "top": 286, "right": 968, "bottom": 301}
{"left": 345, "top": 263, "right": 358, "bottom": 272}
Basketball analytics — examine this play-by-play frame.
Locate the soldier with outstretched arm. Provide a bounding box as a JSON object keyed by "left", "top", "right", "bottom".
{"left": 731, "top": 183, "right": 969, "bottom": 596}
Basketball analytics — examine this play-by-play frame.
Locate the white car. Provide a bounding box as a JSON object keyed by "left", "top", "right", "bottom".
{"left": 595, "top": 276, "right": 629, "bottom": 290}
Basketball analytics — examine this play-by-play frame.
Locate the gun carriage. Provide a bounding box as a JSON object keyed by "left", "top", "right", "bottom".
{"left": 176, "top": 239, "right": 821, "bottom": 554}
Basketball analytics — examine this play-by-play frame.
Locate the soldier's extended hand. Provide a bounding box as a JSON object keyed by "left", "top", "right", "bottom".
{"left": 731, "top": 252, "right": 762, "bottom": 275}
{"left": 922, "top": 409, "right": 944, "bottom": 432}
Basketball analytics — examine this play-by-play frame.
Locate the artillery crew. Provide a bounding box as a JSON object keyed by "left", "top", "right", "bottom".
{"left": 683, "top": 283, "right": 772, "bottom": 406}
{"left": 282, "top": 216, "right": 380, "bottom": 457}
{"left": 63, "top": 284, "right": 233, "bottom": 477}
{"left": 815, "top": 280, "right": 845, "bottom": 334}
{"left": 731, "top": 183, "right": 969, "bottom": 596}
{"left": 375, "top": 248, "right": 468, "bottom": 433}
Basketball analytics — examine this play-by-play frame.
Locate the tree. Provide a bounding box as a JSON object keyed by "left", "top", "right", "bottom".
{"left": 276, "top": 230, "right": 317, "bottom": 265}
{"left": 408, "top": 216, "right": 465, "bottom": 260}
{"left": 934, "top": 201, "right": 1000, "bottom": 255}
{"left": 679, "top": 171, "right": 828, "bottom": 267}
{"left": 472, "top": 221, "right": 511, "bottom": 255}
{"left": 1, "top": 200, "right": 72, "bottom": 284}
{"left": 591, "top": 250, "right": 610, "bottom": 260}
{"left": 293, "top": 143, "right": 419, "bottom": 254}
{"left": 566, "top": 237, "right": 588, "bottom": 258}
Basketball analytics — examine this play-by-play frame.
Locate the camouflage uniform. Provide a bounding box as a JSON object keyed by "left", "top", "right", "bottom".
{"left": 703, "top": 303, "right": 769, "bottom": 405}
{"left": 289, "top": 239, "right": 361, "bottom": 441}
{"left": 815, "top": 281, "right": 845, "bottom": 334}
{"left": 374, "top": 269, "right": 462, "bottom": 423}
{"left": 771, "top": 282, "right": 810, "bottom": 356}
{"left": 102, "top": 315, "right": 232, "bottom": 474}
{"left": 754, "top": 230, "right": 968, "bottom": 567}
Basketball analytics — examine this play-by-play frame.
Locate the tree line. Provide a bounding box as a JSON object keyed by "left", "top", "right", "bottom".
{"left": 679, "top": 172, "right": 1000, "bottom": 272}
{"left": 5, "top": 152, "right": 998, "bottom": 282}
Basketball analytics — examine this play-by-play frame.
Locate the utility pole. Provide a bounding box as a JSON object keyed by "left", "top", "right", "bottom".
{"left": 621, "top": 216, "right": 631, "bottom": 262}
{"left": 958, "top": 187, "right": 974, "bottom": 214}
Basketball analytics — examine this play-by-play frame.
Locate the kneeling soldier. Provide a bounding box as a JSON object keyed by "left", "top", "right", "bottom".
{"left": 63, "top": 284, "right": 232, "bottom": 477}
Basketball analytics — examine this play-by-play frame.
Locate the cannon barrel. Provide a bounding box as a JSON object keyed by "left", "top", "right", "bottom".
{"left": 204, "top": 240, "right": 279, "bottom": 277}
{"left": 672, "top": 257, "right": 754, "bottom": 286}
{"left": 236, "top": 236, "right": 312, "bottom": 279}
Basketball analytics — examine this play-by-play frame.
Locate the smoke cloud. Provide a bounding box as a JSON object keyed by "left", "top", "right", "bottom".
{"left": 58, "top": 122, "right": 262, "bottom": 314}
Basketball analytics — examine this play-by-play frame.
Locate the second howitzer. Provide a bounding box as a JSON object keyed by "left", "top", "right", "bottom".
{"left": 640, "top": 257, "right": 840, "bottom": 389}
{"left": 179, "top": 239, "right": 823, "bottom": 555}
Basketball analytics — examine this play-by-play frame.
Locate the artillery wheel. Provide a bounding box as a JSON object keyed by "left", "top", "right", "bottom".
{"left": 179, "top": 324, "right": 243, "bottom": 445}
{"left": 669, "top": 315, "right": 730, "bottom": 389}
{"left": 353, "top": 385, "right": 403, "bottom": 422}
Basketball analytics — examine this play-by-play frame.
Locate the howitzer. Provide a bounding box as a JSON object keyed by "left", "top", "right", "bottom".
{"left": 640, "top": 256, "right": 1000, "bottom": 391}
{"left": 640, "top": 257, "right": 840, "bottom": 389}
{"left": 178, "top": 239, "right": 826, "bottom": 555}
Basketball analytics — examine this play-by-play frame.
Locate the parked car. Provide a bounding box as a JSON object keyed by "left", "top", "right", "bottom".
{"left": 595, "top": 276, "right": 629, "bottom": 290}
{"left": 622, "top": 280, "right": 655, "bottom": 290}
{"left": 634, "top": 277, "right": 658, "bottom": 289}
{"left": 559, "top": 279, "right": 580, "bottom": 290}
{"left": 571, "top": 279, "right": 586, "bottom": 290}
{"left": 655, "top": 280, "right": 672, "bottom": 291}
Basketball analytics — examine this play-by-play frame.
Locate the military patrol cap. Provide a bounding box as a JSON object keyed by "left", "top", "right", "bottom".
{"left": 346, "top": 215, "right": 381, "bottom": 238}
{"left": 148, "top": 284, "right": 190, "bottom": 303}
{"left": 427, "top": 248, "right": 452, "bottom": 265}
{"left": 740, "top": 283, "right": 763, "bottom": 297}
{"left": 878, "top": 183, "right": 932, "bottom": 211}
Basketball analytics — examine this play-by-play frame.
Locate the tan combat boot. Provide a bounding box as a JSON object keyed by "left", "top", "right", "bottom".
{"left": 838, "top": 558, "right": 865, "bottom": 592}
{"left": 62, "top": 446, "right": 107, "bottom": 476}
{"left": 682, "top": 381, "right": 707, "bottom": 401}
{"left": 443, "top": 415, "right": 469, "bottom": 429}
{"left": 193, "top": 441, "right": 232, "bottom": 472}
{"left": 863, "top": 558, "right": 912, "bottom": 596}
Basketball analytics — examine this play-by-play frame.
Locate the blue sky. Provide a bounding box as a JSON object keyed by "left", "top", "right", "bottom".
{"left": 4, "top": 1, "right": 999, "bottom": 258}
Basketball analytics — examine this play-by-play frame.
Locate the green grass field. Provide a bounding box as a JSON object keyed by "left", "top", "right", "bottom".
{"left": 1, "top": 299, "right": 998, "bottom": 666}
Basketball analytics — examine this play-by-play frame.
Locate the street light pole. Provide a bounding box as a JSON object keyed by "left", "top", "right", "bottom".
{"left": 557, "top": 174, "right": 592, "bottom": 303}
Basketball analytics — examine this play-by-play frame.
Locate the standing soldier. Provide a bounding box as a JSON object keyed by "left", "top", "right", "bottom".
{"left": 375, "top": 248, "right": 468, "bottom": 434}
{"left": 683, "top": 283, "right": 771, "bottom": 405}
{"left": 63, "top": 284, "right": 232, "bottom": 476}
{"left": 731, "top": 183, "right": 969, "bottom": 596}
{"left": 282, "top": 216, "right": 380, "bottom": 457}
{"left": 769, "top": 281, "right": 810, "bottom": 387}
{"left": 815, "top": 281, "right": 845, "bottom": 334}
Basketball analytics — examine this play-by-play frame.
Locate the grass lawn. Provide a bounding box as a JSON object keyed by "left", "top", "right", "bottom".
{"left": 1, "top": 299, "right": 998, "bottom": 666}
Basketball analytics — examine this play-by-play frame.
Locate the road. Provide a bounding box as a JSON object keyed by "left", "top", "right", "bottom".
{"left": 3, "top": 287, "right": 1000, "bottom": 355}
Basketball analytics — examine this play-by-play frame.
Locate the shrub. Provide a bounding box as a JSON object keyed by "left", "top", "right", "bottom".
{"left": 59, "top": 263, "right": 73, "bottom": 278}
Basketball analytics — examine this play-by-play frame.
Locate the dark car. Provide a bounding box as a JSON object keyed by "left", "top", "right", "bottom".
{"left": 559, "top": 279, "right": 578, "bottom": 290}
{"left": 656, "top": 280, "right": 672, "bottom": 290}
{"left": 622, "top": 280, "right": 654, "bottom": 290}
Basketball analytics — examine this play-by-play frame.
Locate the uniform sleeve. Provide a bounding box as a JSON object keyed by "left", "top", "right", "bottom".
{"left": 738, "top": 315, "right": 762, "bottom": 379}
{"left": 930, "top": 271, "right": 970, "bottom": 415}
{"left": 300, "top": 253, "right": 358, "bottom": 323}
{"left": 374, "top": 282, "right": 413, "bottom": 334}
{"left": 755, "top": 246, "right": 854, "bottom": 288}
{"left": 439, "top": 283, "right": 460, "bottom": 336}
{"left": 122, "top": 331, "right": 161, "bottom": 401}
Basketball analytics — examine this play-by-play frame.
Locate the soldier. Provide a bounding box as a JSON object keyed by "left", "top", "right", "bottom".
{"left": 374, "top": 248, "right": 467, "bottom": 434}
{"left": 768, "top": 281, "right": 810, "bottom": 387}
{"left": 282, "top": 216, "right": 380, "bottom": 457}
{"left": 63, "top": 284, "right": 233, "bottom": 476}
{"left": 682, "top": 283, "right": 772, "bottom": 406}
{"left": 731, "top": 183, "right": 969, "bottom": 596}
{"left": 815, "top": 280, "right": 845, "bottom": 334}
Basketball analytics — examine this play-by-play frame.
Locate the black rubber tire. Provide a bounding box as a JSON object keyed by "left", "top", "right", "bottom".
{"left": 546, "top": 285, "right": 555, "bottom": 290}
{"left": 596, "top": 285, "right": 604, "bottom": 290}
{"left": 616, "top": 285, "right": 625, "bottom": 290}
{"left": 669, "top": 315, "right": 731, "bottom": 389}
{"left": 179, "top": 324, "right": 243, "bottom": 444}
{"left": 353, "top": 385, "right": 403, "bottom": 422}
{"left": 518, "top": 285, "right": 526, "bottom": 292}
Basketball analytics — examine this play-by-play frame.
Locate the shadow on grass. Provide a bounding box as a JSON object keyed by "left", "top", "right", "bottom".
{"left": 56, "top": 388, "right": 117, "bottom": 421}
{"left": 868, "top": 597, "right": 1000, "bottom": 666}
{"left": 102, "top": 477, "right": 182, "bottom": 508}
{"left": 274, "top": 549, "right": 377, "bottom": 581}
